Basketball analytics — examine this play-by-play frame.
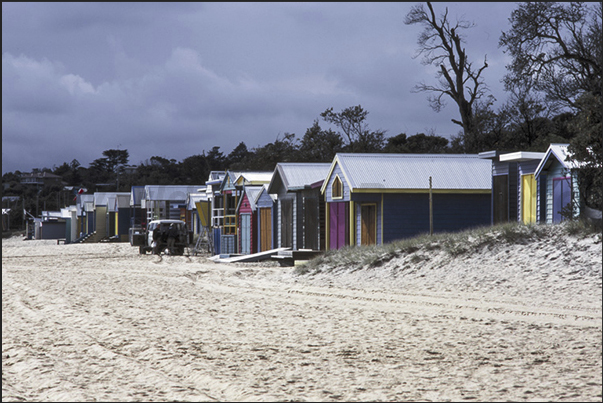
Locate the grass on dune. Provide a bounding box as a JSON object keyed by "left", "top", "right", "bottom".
{"left": 294, "top": 220, "right": 601, "bottom": 276}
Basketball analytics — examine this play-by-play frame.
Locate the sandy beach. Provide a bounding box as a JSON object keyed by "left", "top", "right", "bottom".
{"left": 2, "top": 226, "right": 602, "bottom": 402}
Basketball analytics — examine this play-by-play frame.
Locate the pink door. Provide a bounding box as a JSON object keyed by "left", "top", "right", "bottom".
{"left": 329, "top": 202, "right": 348, "bottom": 250}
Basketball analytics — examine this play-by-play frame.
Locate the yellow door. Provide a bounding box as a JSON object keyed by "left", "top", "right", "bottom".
{"left": 521, "top": 174, "right": 537, "bottom": 224}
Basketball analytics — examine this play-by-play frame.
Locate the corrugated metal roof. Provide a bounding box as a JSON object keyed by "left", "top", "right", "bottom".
{"left": 332, "top": 153, "right": 492, "bottom": 191}
{"left": 274, "top": 162, "right": 331, "bottom": 191}
{"left": 144, "top": 185, "right": 204, "bottom": 201}
{"left": 94, "top": 192, "right": 129, "bottom": 206}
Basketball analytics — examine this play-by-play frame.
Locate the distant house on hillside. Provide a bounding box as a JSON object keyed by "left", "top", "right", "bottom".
{"left": 320, "top": 153, "right": 492, "bottom": 249}
{"left": 19, "top": 171, "right": 64, "bottom": 187}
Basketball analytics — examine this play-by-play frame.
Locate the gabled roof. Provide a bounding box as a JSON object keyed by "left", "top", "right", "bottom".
{"left": 130, "top": 185, "right": 146, "bottom": 206}
{"left": 268, "top": 162, "right": 331, "bottom": 194}
{"left": 108, "top": 194, "right": 130, "bottom": 212}
{"left": 234, "top": 171, "right": 273, "bottom": 186}
{"left": 186, "top": 193, "right": 208, "bottom": 210}
{"left": 77, "top": 194, "right": 94, "bottom": 214}
{"left": 321, "top": 153, "right": 492, "bottom": 193}
{"left": 534, "top": 143, "right": 579, "bottom": 178}
{"left": 236, "top": 185, "right": 264, "bottom": 212}
{"left": 205, "top": 171, "right": 226, "bottom": 186}
{"left": 219, "top": 171, "right": 241, "bottom": 192}
{"left": 256, "top": 184, "right": 277, "bottom": 203}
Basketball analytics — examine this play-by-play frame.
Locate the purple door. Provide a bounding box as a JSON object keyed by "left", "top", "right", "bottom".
{"left": 329, "top": 202, "right": 348, "bottom": 250}
{"left": 553, "top": 177, "right": 571, "bottom": 223}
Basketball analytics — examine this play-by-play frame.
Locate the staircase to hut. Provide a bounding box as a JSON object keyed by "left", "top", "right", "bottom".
{"left": 73, "top": 231, "right": 97, "bottom": 243}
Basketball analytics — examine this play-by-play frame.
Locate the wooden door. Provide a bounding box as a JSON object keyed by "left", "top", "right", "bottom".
{"left": 360, "top": 204, "right": 376, "bottom": 245}
{"left": 259, "top": 208, "right": 272, "bottom": 251}
{"left": 304, "top": 197, "right": 319, "bottom": 250}
{"left": 493, "top": 175, "right": 508, "bottom": 224}
{"left": 281, "top": 199, "right": 293, "bottom": 248}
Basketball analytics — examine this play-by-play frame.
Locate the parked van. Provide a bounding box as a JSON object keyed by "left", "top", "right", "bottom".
{"left": 129, "top": 219, "right": 190, "bottom": 255}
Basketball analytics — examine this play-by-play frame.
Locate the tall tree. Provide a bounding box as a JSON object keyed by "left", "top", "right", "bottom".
{"left": 226, "top": 142, "right": 251, "bottom": 171}
{"left": 405, "top": 2, "right": 491, "bottom": 152}
{"left": 568, "top": 92, "right": 602, "bottom": 211}
{"left": 501, "top": 2, "right": 602, "bottom": 211}
{"left": 101, "top": 149, "right": 129, "bottom": 175}
{"left": 204, "top": 146, "right": 226, "bottom": 171}
{"left": 178, "top": 154, "right": 210, "bottom": 185}
{"left": 247, "top": 133, "right": 300, "bottom": 171}
{"left": 299, "top": 120, "right": 344, "bottom": 162}
{"left": 384, "top": 132, "right": 450, "bottom": 153}
{"left": 500, "top": 2, "right": 602, "bottom": 110}
{"left": 320, "top": 105, "right": 385, "bottom": 152}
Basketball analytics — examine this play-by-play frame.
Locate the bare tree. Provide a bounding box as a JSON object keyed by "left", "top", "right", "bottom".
{"left": 405, "top": 2, "right": 491, "bottom": 152}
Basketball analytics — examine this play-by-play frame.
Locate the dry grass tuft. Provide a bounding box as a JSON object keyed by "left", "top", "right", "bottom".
{"left": 294, "top": 221, "right": 601, "bottom": 276}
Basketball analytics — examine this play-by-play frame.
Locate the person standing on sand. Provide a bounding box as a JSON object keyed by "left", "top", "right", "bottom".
{"left": 167, "top": 223, "right": 178, "bottom": 255}
{"left": 152, "top": 225, "right": 163, "bottom": 255}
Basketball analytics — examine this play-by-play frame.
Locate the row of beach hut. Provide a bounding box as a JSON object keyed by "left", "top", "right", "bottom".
{"left": 33, "top": 144, "right": 580, "bottom": 257}
{"left": 205, "top": 143, "right": 580, "bottom": 257}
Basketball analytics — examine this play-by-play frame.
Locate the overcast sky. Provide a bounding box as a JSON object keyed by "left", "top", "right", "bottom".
{"left": 2, "top": 2, "right": 520, "bottom": 175}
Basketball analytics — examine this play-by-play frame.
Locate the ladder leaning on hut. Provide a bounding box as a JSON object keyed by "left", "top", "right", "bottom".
{"left": 192, "top": 226, "right": 214, "bottom": 256}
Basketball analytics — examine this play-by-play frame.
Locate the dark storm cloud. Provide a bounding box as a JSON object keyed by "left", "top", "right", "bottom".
{"left": 2, "top": 2, "right": 517, "bottom": 174}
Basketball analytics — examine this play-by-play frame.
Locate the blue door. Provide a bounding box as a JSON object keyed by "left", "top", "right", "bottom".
{"left": 240, "top": 214, "right": 251, "bottom": 254}
{"left": 553, "top": 177, "right": 571, "bottom": 223}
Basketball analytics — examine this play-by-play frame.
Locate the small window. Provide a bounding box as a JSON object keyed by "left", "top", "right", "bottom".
{"left": 332, "top": 176, "right": 343, "bottom": 199}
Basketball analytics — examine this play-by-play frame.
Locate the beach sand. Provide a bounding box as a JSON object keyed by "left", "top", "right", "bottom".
{"left": 2, "top": 226, "right": 602, "bottom": 402}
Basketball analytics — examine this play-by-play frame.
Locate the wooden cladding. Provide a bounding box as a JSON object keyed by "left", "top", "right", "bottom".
{"left": 281, "top": 198, "right": 293, "bottom": 248}
{"left": 259, "top": 207, "right": 272, "bottom": 252}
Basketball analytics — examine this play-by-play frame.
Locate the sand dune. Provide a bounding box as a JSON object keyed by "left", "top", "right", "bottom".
{"left": 2, "top": 226, "right": 602, "bottom": 402}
